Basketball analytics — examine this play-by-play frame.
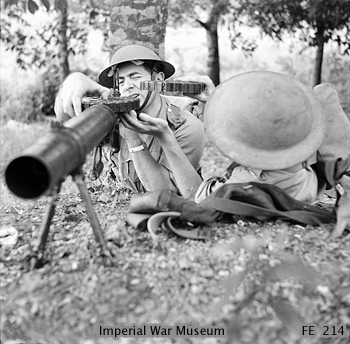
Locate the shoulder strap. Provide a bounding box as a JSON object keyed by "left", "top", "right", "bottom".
{"left": 224, "top": 161, "right": 240, "bottom": 179}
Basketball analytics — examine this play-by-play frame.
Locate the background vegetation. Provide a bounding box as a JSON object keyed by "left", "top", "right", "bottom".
{"left": 1, "top": 25, "right": 349, "bottom": 123}
{"left": 1, "top": 0, "right": 349, "bottom": 122}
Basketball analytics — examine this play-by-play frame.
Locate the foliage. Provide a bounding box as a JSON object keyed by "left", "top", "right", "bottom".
{"left": 0, "top": 60, "right": 59, "bottom": 121}
{"left": 0, "top": 0, "right": 109, "bottom": 71}
{"left": 168, "top": 0, "right": 350, "bottom": 85}
{"left": 274, "top": 48, "right": 350, "bottom": 115}
{"left": 0, "top": 0, "right": 110, "bottom": 121}
{"left": 168, "top": 0, "right": 229, "bottom": 25}
{"left": 0, "top": 54, "right": 104, "bottom": 123}
{"left": 169, "top": 0, "right": 225, "bottom": 84}
{"left": 232, "top": 0, "right": 350, "bottom": 84}
{"left": 40, "top": 63, "right": 61, "bottom": 116}
{"left": 0, "top": 71, "right": 44, "bottom": 122}
{"left": 0, "top": 120, "right": 47, "bottom": 173}
{"left": 323, "top": 52, "right": 350, "bottom": 115}
{"left": 233, "top": 0, "right": 350, "bottom": 52}
{"left": 168, "top": 0, "right": 257, "bottom": 57}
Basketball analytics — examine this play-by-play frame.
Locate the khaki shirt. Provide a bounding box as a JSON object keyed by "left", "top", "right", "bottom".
{"left": 226, "top": 166, "right": 319, "bottom": 203}
{"left": 109, "top": 96, "right": 206, "bottom": 192}
{"left": 194, "top": 166, "right": 319, "bottom": 204}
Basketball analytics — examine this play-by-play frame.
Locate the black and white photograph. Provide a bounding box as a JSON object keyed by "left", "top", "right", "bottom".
{"left": 1, "top": 0, "right": 350, "bottom": 343}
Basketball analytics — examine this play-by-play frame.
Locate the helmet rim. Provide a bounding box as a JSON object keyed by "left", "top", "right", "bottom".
{"left": 98, "top": 45, "right": 175, "bottom": 88}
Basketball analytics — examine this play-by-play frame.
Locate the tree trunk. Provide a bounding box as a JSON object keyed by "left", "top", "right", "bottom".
{"left": 197, "top": 18, "right": 220, "bottom": 86}
{"left": 313, "top": 27, "right": 325, "bottom": 86}
{"left": 197, "top": 0, "right": 227, "bottom": 86}
{"left": 58, "top": 5, "right": 70, "bottom": 83}
{"left": 110, "top": 0, "right": 168, "bottom": 59}
{"left": 206, "top": 19, "right": 220, "bottom": 86}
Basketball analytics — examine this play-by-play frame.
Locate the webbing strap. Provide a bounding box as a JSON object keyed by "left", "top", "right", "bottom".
{"left": 202, "top": 196, "right": 335, "bottom": 226}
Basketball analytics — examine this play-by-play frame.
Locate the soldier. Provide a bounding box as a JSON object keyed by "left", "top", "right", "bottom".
{"left": 184, "top": 71, "right": 350, "bottom": 205}
{"left": 55, "top": 45, "right": 206, "bottom": 198}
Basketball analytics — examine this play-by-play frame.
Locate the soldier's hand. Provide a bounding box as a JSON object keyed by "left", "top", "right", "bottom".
{"left": 118, "top": 120, "right": 142, "bottom": 144}
{"left": 54, "top": 72, "right": 111, "bottom": 120}
{"left": 175, "top": 74, "right": 216, "bottom": 103}
{"left": 119, "top": 110, "right": 169, "bottom": 138}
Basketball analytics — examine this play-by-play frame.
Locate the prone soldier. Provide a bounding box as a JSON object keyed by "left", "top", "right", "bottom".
{"left": 55, "top": 45, "right": 209, "bottom": 198}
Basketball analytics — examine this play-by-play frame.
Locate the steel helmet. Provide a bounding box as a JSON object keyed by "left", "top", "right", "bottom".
{"left": 204, "top": 71, "right": 326, "bottom": 170}
{"left": 99, "top": 44, "right": 175, "bottom": 88}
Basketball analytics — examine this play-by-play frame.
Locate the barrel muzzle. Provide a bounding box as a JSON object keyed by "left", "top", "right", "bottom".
{"left": 5, "top": 104, "right": 116, "bottom": 199}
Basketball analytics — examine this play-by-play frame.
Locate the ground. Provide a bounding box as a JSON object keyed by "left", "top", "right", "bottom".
{"left": 0, "top": 141, "right": 349, "bottom": 344}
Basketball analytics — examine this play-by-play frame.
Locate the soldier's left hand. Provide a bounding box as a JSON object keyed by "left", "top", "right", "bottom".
{"left": 119, "top": 111, "right": 169, "bottom": 137}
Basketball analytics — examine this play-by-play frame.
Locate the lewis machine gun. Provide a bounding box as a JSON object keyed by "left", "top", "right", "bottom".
{"left": 5, "top": 69, "right": 205, "bottom": 269}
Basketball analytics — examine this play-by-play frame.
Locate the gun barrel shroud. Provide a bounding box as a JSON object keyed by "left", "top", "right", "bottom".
{"left": 5, "top": 104, "right": 115, "bottom": 199}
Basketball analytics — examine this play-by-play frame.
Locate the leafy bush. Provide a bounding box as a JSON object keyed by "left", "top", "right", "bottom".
{"left": 1, "top": 28, "right": 349, "bottom": 123}
{"left": 0, "top": 71, "right": 41, "bottom": 123}
{"left": 323, "top": 52, "right": 350, "bottom": 117}
{"left": 0, "top": 62, "right": 59, "bottom": 122}
{"left": 39, "top": 63, "right": 61, "bottom": 117}
{"left": 0, "top": 120, "right": 48, "bottom": 171}
{"left": 274, "top": 48, "right": 350, "bottom": 117}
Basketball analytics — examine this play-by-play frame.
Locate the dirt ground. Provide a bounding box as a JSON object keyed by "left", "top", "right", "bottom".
{"left": 1, "top": 143, "right": 350, "bottom": 344}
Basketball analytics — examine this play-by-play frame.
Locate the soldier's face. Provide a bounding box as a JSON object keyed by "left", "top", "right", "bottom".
{"left": 118, "top": 63, "right": 155, "bottom": 105}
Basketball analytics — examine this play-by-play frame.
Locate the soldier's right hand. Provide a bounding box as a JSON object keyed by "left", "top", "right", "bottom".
{"left": 54, "top": 72, "right": 111, "bottom": 120}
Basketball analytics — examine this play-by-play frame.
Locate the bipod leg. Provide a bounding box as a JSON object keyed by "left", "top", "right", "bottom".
{"left": 72, "top": 167, "right": 113, "bottom": 266}
{"left": 30, "top": 182, "right": 61, "bottom": 270}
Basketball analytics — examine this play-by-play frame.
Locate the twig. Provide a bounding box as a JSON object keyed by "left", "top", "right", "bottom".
{"left": 234, "top": 287, "right": 263, "bottom": 314}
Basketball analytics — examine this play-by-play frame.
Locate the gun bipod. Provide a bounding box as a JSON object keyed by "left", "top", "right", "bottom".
{"left": 28, "top": 166, "right": 113, "bottom": 270}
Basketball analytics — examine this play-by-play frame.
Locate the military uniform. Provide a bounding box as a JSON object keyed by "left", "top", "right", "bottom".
{"left": 108, "top": 96, "right": 205, "bottom": 192}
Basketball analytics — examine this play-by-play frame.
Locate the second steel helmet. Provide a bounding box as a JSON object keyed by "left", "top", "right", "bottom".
{"left": 99, "top": 45, "right": 175, "bottom": 88}
{"left": 204, "top": 71, "right": 326, "bottom": 170}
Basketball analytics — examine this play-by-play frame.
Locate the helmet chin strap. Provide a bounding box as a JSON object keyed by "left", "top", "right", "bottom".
{"left": 137, "top": 68, "right": 157, "bottom": 113}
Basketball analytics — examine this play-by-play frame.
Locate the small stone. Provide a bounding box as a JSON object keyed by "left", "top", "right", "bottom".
{"left": 200, "top": 269, "right": 214, "bottom": 278}
{"left": 130, "top": 278, "right": 140, "bottom": 285}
